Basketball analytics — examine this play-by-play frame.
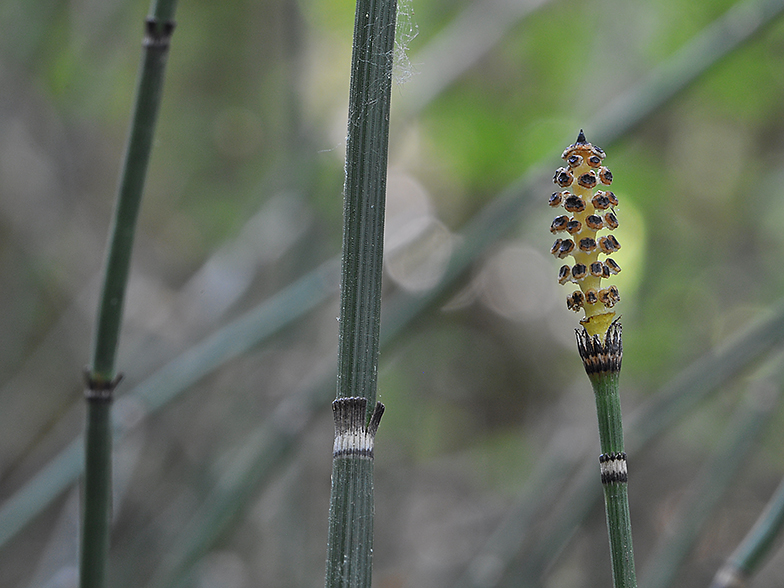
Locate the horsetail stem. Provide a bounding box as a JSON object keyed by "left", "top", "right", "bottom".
{"left": 550, "top": 131, "right": 637, "bottom": 588}
{"left": 81, "top": 6, "right": 177, "bottom": 588}
{"left": 324, "top": 0, "right": 396, "bottom": 586}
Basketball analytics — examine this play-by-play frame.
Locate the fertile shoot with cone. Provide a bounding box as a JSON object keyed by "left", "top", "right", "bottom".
{"left": 550, "top": 130, "right": 621, "bottom": 337}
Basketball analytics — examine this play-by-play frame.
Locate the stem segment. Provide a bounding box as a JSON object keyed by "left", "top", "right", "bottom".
{"left": 576, "top": 321, "right": 637, "bottom": 588}
{"left": 80, "top": 378, "right": 118, "bottom": 588}
{"left": 325, "top": 399, "right": 385, "bottom": 587}
{"left": 335, "top": 0, "right": 397, "bottom": 409}
{"left": 325, "top": 0, "right": 397, "bottom": 586}
{"left": 81, "top": 3, "right": 177, "bottom": 587}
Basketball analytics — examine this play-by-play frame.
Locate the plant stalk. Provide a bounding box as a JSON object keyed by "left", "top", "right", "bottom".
{"left": 5, "top": 0, "right": 783, "bottom": 574}
{"left": 335, "top": 0, "right": 397, "bottom": 409}
{"left": 576, "top": 322, "right": 637, "bottom": 588}
{"left": 711, "top": 474, "right": 784, "bottom": 587}
{"left": 81, "top": 2, "right": 177, "bottom": 587}
{"left": 325, "top": 0, "right": 397, "bottom": 586}
{"left": 642, "top": 374, "right": 781, "bottom": 588}
{"left": 710, "top": 383, "right": 784, "bottom": 588}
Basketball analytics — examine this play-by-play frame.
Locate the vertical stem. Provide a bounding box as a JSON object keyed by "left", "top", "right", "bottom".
{"left": 601, "top": 470, "right": 636, "bottom": 588}
{"left": 326, "top": 399, "right": 385, "bottom": 588}
{"left": 81, "top": 2, "right": 177, "bottom": 588}
{"left": 577, "top": 322, "right": 637, "bottom": 588}
{"left": 80, "top": 396, "right": 114, "bottom": 588}
{"left": 335, "top": 0, "right": 397, "bottom": 409}
{"left": 90, "top": 2, "right": 178, "bottom": 379}
{"left": 325, "top": 0, "right": 397, "bottom": 586}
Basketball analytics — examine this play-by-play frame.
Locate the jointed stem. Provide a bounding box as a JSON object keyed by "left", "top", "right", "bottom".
{"left": 81, "top": 2, "right": 177, "bottom": 588}
{"left": 324, "top": 0, "right": 397, "bottom": 586}
{"left": 90, "top": 10, "right": 177, "bottom": 379}
{"left": 577, "top": 322, "right": 637, "bottom": 588}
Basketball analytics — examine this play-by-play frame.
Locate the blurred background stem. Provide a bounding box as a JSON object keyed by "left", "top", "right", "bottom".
{"left": 81, "top": 2, "right": 177, "bottom": 587}
{"left": 710, "top": 473, "right": 784, "bottom": 588}
{"left": 642, "top": 368, "right": 783, "bottom": 588}
{"left": 708, "top": 359, "right": 784, "bottom": 588}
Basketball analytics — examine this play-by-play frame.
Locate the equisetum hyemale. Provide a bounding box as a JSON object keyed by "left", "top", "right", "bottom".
{"left": 551, "top": 132, "right": 637, "bottom": 588}
{"left": 550, "top": 130, "right": 621, "bottom": 338}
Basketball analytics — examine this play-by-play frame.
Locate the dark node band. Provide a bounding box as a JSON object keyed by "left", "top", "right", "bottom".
{"left": 83, "top": 368, "right": 123, "bottom": 402}
{"left": 143, "top": 17, "right": 176, "bottom": 48}
{"left": 576, "top": 319, "right": 622, "bottom": 375}
{"left": 599, "top": 451, "right": 628, "bottom": 484}
{"left": 332, "top": 397, "right": 385, "bottom": 459}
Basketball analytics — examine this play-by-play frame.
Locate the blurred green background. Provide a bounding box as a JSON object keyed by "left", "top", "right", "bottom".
{"left": 3, "top": 0, "right": 784, "bottom": 586}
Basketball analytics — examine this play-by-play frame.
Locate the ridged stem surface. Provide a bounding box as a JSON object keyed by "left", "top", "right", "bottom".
{"left": 3, "top": 0, "right": 783, "bottom": 578}
{"left": 81, "top": 2, "right": 178, "bottom": 588}
{"left": 335, "top": 0, "right": 397, "bottom": 408}
{"left": 325, "top": 0, "right": 396, "bottom": 587}
{"left": 579, "top": 324, "right": 637, "bottom": 588}
{"left": 592, "top": 370, "right": 636, "bottom": 588}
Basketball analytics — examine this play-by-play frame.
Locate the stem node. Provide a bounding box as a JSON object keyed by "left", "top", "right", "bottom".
{"left": 83, "top": 369, "right": 124, "bottom": 403}
{"left": 576, "top": 318, "right": 623, "bottom": 376}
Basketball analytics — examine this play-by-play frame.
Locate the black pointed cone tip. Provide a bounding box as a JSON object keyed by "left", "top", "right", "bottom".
{"left": 576, "top": 129, "right": 587, "bottom": 144}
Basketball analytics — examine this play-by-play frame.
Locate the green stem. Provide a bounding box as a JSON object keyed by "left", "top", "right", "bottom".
{"left": 593, "top": 371, "right": 624, "bottom": 453}
{"left": 325, "top": 0, "right": 396, "bottom": 586}
{"left": 642, "top": 375, "right": 781, "bottom": 588}
{"left": 5, "top": 0, "right": 784, "bottom": 573}
{"left": 577, "top": 322, "right": 637, "bottom": 588}
{"left": 590, "top": 0, "right": 784, "bottom": 147}
{"left": 503, "top": 301, "right": 784, "bottom": 588}
{"left": 81, "top": 2, "right": 177, "bottom": 588}
{"left": 335, "top": 0, "right": 397, "bottom": 408}
{"left": 90, "top": 2, "right": 178, "bottom": 379}
{"left": 325, "top": 399, "right": 385, "bottom": 587}
{"left": 712, "top": 475, "right": 784, "bottom": 588}
{"left": 79, "top": 397, "right": 114, "bottom": 588}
